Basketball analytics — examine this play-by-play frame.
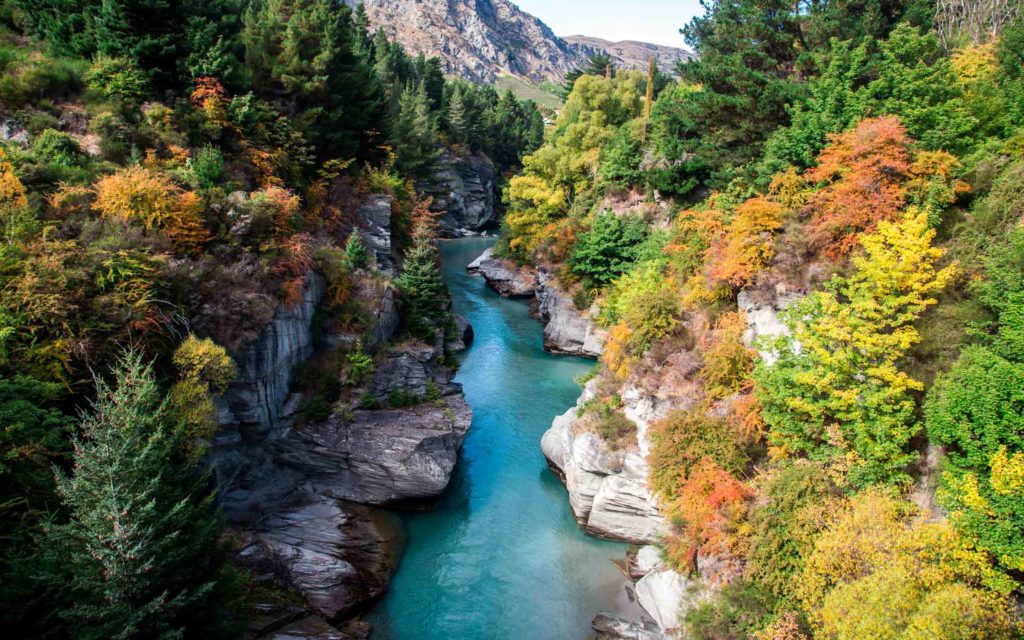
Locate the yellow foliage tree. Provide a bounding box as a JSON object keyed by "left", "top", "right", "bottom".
{"left": 755, "top": 209, "right": 956, "bottom": 486}
{"left": 168, "top": 335, "right": 236, "bottom": 442}
{"left": 799, "top": 490, "right": 1017, "bottom": 640}
{"left": 93, "top": 166, "right": 211, "bottom": 253}
{"left": 0, "top": 148, "right": 30, "bottom": 244}
{"left": 706, "top": 197, "right": 787, "bottom": 288}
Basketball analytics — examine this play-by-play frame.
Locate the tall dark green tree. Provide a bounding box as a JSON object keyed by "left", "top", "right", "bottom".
{"left": 242, "top": 0, "right": 385, "bottom": 160}
{"left": 39, "top": 352, "right": 238, "bottom": 640}
{"left": 393, "top": 81, "right": 439, "bottom": 177}
{"left": 395, "top": 240, "right": 448, "bottom": 340}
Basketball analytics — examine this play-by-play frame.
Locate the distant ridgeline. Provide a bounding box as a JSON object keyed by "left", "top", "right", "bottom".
{"left": 495, "top": 0, "right": 1024, "bottom": 637}
{"left": 0, "top": 0, "right": 545, "bottom": 636}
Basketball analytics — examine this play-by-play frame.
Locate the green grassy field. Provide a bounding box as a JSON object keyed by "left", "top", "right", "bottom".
{"left": 494, "top": 74, "right": 563, "bottom": 110}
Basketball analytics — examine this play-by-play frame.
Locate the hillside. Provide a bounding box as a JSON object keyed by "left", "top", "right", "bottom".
{"left": 347, "top": 0, "right": 690, "bottom": 83}
{"left": 562, "top": 35, "right": 693, "bottom": 70}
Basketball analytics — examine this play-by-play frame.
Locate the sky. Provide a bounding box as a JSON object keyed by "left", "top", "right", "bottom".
{"left": 512, "top": 0, "right": 704, "bottom": 49}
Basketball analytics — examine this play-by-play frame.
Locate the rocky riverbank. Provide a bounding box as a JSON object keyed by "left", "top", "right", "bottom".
{"left": 468, "top": 247, "right": 607, "bottom": 356}
{"left": 205, "top": 195, "right": 475, "bottom": 640}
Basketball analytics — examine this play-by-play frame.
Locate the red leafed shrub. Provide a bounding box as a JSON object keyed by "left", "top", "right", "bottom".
{"left": 273, "top": 233, "right": 315, "bottom": 305}
{"left": 804, "top": 117, "right": 912, "bottom": 257}
{"left": 664, "top": 457, "right": 752, "bottom": 570}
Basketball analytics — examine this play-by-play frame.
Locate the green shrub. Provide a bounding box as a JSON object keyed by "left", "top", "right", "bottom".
{"left": 346, "top": 343, "right": 373, "bottom": 386}
{"left": 344, "top": 232, "right": 369, "bottom": 269}
{"left": 31, "top": 129, "right": 83, "bottom": 167}
{"left": 743, "top": 461, "right": 840, "bottom": 602}
{"left": 648, "top": 408, "right": 749, "bottom": 500}
{"left": 425, "top": 380, "right": 441, "bottom": 402}
{"left": 569, "top": 211, "right": 649, "bottom": 288}
{"left": 387, "top": 387, "right": 419, "bottom": 408}
{"left": 0, "top": 51, "right": 86, "bottom": 107}
{"left": 593, "top": 411, "right": 635, "bottom": 448}
{"left": 189, "top": 145, "right": 225, "bottom": 190}
{"left": 88, "top": 111, "right": 133, "bottom": 162}
{"left": 684, "top": 579, "right": 777, "bottom": 640}
{"left": 358, "top": 392, "right": 380, "bottom": 410}
{"left": 83, "top": 56, "right": 150, "bottom": 106}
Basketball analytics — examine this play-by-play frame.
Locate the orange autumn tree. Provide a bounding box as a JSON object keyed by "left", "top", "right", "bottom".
{"left": 706, "top": 196, "right": 787, "bottom": 287}
{"left": 664, "top": 457, "right": 752, "bottom": 575}
{"left": 93, "top": 166, "right": 210, "bottom": 253}
{"left": 804, "top": 116, "right": 913, "bottom": 257}
{"left": 802, "top": 116, "right": 967, "bottom": 257}
{"left": 0, "top": 148, "right": 30, "bottom": 244}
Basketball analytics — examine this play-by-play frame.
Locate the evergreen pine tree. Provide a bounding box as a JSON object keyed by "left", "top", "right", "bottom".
{"left": 344, "top": 232, "right": 369, "bottom": 269}
{"left": 394, "top": 81, "right": 440, "bottom": 178}
{"left": 395, "top": 239, "right": 448, "bottom": 340}
{"left": 447, "top": 85, "right": 470, "bottom": 145}
{"left": 40, "top": 352, "right": 238, "bottom": 640}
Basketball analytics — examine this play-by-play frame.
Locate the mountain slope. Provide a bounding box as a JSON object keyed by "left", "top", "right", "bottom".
{"left": 348, "top": 0, "right": 690, "bottom": 83}
{"left": 562, "top": 35, "right": 693, "bottom": 71}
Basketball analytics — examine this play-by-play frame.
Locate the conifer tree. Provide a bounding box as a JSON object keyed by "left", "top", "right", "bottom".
{"left": 394, "top": 81, "right": 440, "bottom": 178}
{"left": 344, "top": 232, "right": 369, "bottom": 269}
{"left": 447, "top": 85, "right": 470, "bottom": 145}
{"left": 41, "top": 352, "right": 238, "bottom": 640}
{"left": 395, "top": 239, "right": 447, "bottom": 340}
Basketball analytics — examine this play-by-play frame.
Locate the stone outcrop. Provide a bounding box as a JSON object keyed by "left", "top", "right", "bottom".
{"left": 536, "top": 273, "right": 606, "bottom": 357}
{"left": 424, "top": 149, "right": 498, "bottom": 237}
{"left": 447, "top": 315, "right": 474, "bottom": 352}
{"left": 541, "top": 380, "right": 665, "bottom": 544}
{"left": 207, "top": 267, "right": 468, "bottom": 637}
{"left": 218, "top": 274, "right": 326, "bottom": 430}
{"left": 237, "top": 497, "right": 400, "bottom": 622}
{"left": 737, "top": 288, "right": 801, "bottom": 364}
{"left": 467, "top": 247, "right": 537, "bottom": 297}
{"left": 355, "top": 195, "right": 397, "bottom": 276}
{"left": 276, "top": 394, "right": 472, "bottom": 505}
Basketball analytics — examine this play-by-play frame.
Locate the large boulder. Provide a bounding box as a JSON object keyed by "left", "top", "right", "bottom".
{"left": 467, "top": 247, "right": 537, "bottom": 297}
{"left": 737, "top": 288, "right": 801, "bottom": 365}
{"left": 422, "top": 149, "right": 498, "bottom": 237}
{"left": 237, "top": 497, "right": 400, "bottom": 622}
{"left": 536, "top": 273, "right": 606, "bottom": 357}
{"left": 275, "top": 395, "right": 472, "bottom": 505}
{"left": 368, "top": 342, "right": 454, "bottom": 401}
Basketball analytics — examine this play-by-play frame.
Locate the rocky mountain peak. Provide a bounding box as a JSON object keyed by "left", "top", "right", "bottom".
{"left": 348, "top": 0, "right": 691, "bottom": 83}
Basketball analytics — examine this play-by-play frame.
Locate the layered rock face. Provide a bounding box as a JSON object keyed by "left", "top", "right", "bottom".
{"left": 424, "top": 150, "right": 498, "bottom": 237}
{"left": 593, "top": 545, "right": 707, "bottom": 640}
{"left": 541, "top": 381, "right": 665, "bottom": 544}
{"left": 276, "top": 395, "right": 472, "bottom": 505}
{"left": 468, "top": 248, "right": 607, "bottom": 355}
{"left": 466, "top": 247, "right": 537, "bottom": 297}
{"left": 355, "top": 195, "right": 397, "bottom": 276}
{"left": 536, "top": 273, "right": 607, "bottom": 357}
{"left": 206, "top": 217, "right": 471, "bottom": 637}
{"left": 218, "top": 274, "right": 325, "bottom": 430}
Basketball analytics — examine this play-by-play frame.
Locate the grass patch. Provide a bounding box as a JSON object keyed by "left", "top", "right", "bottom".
{"left": 494, "top": 74, "right": 562, "bottom": 111}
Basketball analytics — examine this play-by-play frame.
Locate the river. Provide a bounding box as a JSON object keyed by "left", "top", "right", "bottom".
{"left": 367, "top": 237, "right": 636, "bottom": 639}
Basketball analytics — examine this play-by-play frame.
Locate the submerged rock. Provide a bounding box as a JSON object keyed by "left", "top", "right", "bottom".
{"left": 536, "top": 272, "right": 606, "bottom": 357}
{"left": 467, "top": 247, "right": 537, "bottom": 297}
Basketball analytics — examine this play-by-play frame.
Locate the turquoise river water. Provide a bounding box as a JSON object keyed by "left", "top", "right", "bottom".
{"left": 367, "top": 237, "right": 634, "bottom": 639}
